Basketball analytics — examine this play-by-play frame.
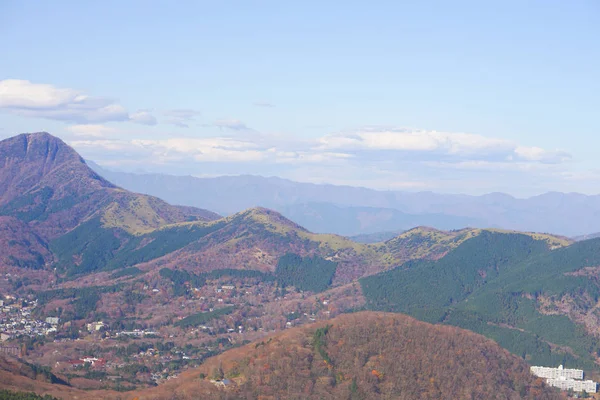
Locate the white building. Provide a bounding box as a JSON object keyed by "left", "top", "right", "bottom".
{"left": 546, "top": 377, "right": 597, "bottom": 393}
{"left": 86, "top": 321, "right": 105, "bottom": 332}
{"left": 530, "top": 365, "right": 583, "bottom": 380}
{"left": 531, "top": 365, "right": 596, "bottom": 393}
{"left": 45, "top": 317, "right": 60, "bottom": 325}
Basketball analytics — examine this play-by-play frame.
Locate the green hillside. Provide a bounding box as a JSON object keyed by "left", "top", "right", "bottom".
{"left": 361, "top": 233, "right": 600, "bottom": 370}
{"left": 50, "top": 218, "right": 228, "bottom": 277}
{"left": 275, "top": 253, "right": 337, "bottom": 292}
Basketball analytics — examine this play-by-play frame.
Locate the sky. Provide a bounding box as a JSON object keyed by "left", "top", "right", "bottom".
{"left": 0, "top": 0, "right": 599, "bottom": 196}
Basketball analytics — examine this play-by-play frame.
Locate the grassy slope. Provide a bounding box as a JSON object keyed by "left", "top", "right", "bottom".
{"left": 377, "top": 226, "right": 570, "bottom": 262}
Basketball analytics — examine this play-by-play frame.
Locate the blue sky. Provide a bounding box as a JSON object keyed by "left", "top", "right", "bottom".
{"left": 0, "top": 0, "right": 598, "bottom": 196}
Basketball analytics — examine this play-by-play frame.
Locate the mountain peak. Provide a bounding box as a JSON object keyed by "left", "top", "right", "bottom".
{"left": 0, "top": 131, "right": 220, "bottom": 242}
{"left": 0, "top": 132, "right": 112, "bottom": 207}
{"left": 231, "top": 206, "right": 310, "bottom": 233}
{"left": 2, "top": 132, "right": 81, "bottom": 164}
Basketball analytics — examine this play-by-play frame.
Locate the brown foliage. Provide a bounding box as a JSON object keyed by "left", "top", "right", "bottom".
{"left": 0, "top": 313, "right": 563, "bottom": 400}
{"left": 134, "top": 312, "right": 562, "bottom": 400}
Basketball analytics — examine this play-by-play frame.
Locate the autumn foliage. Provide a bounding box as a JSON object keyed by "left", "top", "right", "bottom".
{"left": 148, "top": 312, "right": 562, "bottom": 400}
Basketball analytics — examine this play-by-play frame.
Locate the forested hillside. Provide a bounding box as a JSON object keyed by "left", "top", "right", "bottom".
{"left": 126, "top": 312, "right": 560, "bottom": 400}
{"left": 362, "top": 233, "right": 600, "bottom": 369}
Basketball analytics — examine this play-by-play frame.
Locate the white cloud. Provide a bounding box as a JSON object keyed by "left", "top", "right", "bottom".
{"left": 514, "top": 146, "right": 571, "bottom": 164}
{"left": 274, "top": 151, "right": 353, "bottom": 164}
{"left": 59, "top": 118, "right": 577, "bottom": 195}
{"left": 1, "top": 79, "right": 575, "bottom": 194}
{"left": 0, "top": 80, "right": 156, "bottom": 125}
{"left": 0, "top": 80, "right": 130, "bottom": 123}
{"left": 214, "top": 119, "right": 250, "bottom": 131}
{"left": 318, "top": 128, "right": 573, "bottom": 169}
{"left": 129, "top": 110, "right": 157, "bottom": 126}
{"left": 131, "top": 137, "right": 257, "bottom": 153}
{"left": 319, "top": 128, "right": 514, "bottom": 155}
{"left": 66, "top": 124, "right": 116, "bottom": 138}
{"left": 67, "top": 125, "right": 571, "bottom": 174}
{"left": 72, "top": 137, "right": 266, "bottom": 164}
{"left": 0, "top": 79, "right": 80, "bottom": 108}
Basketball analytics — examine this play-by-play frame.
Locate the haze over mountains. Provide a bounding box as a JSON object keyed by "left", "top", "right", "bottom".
{"left": 2, "top": 0, "right": 598, "bottom": 396}
{"left": 88, "top": 161, "right": 600, "bottom": 238}
{"left": 3, "top": 132, "right": 600, "bottom": 399}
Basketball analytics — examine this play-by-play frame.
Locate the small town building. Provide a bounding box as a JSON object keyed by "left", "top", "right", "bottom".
{"left": 546, "top": 377, "right": 597, "bottom": 393}
{"left": 531, "top": 365, "right": 597, "bottom": 393}
{"left": 86, "top": 321, "right": 105, "bottom": 332}
{"left": 210, "top": 379, "right": 231, "bottom": 388}
{"left": 0, "top": 346, "right": 21, "bottom": 357}
{"left": 530, "top": 365, "right": 583, "bottom": 380}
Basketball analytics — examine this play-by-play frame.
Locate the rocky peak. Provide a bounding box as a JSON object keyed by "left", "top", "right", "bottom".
{"left": 0, "top": 132, "right": 113, "bottom": 205}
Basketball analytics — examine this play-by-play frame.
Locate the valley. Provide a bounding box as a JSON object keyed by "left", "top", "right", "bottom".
{"left": 0, "top": 132, "right": 598, "bottom": 398}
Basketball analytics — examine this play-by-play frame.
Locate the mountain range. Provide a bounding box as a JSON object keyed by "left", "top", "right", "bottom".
{"left": 0, "top": 133, "right": 527, "bottom": 283}
{"left": 89, "top": 161, "right": 600, "bottom": 238}
{"left": 1, "top": 132, "right": 600, "bottom": 398}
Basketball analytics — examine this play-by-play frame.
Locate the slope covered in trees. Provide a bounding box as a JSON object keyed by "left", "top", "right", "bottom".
{"left": 0, "top": 216, "right": 52, "bottom": 269}
{"left": 275, "top": 253, "right": 337, "bottom": 292}
{"left": 361, "top": 233, "right": 600, "bottom": 369}
{"left": 128, "top": 312, "right": 560, "bottom": 399}
{"left": 0, "top": 390, "right": 58, "bottom": 400}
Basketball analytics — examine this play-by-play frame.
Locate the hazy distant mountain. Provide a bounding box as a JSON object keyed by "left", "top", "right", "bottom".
{"left": 88, "top": 162, "right": 600, "bottom": 237}
{"left": 574, "top": 232, "right": 600, "bottom": 241}
{"left": 349, "top": 230, "right": 404, "bottom": 243}
{"left": 0, "top": 133, "right": 484, "bottom": 281}
{"left": 274, "top": 202, "right": 485, "bottom": 237}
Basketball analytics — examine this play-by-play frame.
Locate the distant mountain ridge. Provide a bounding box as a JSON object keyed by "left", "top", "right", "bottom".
{"left": 88, "top": 161, "right": 600, "bottom": 237}
{"left": 2, "top": 132, "right": 597, "bottom": 389}
{"left": 0, "top": 133, "right": 572, "bottom": 283}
